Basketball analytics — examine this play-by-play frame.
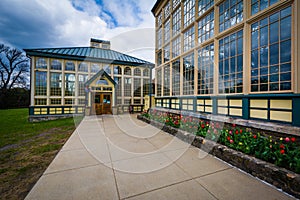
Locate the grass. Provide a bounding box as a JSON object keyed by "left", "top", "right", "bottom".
{"left": 0, "top": 109, "right": 82, "bottom": 199}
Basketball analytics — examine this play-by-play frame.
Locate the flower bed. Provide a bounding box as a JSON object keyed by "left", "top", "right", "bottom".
{"left": 138, "top": 109, "right": 300, "bottom": 198}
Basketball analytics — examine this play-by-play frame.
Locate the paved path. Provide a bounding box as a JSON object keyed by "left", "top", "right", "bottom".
{"left": 25, "top": 115, "right": 295, "bottom": 200}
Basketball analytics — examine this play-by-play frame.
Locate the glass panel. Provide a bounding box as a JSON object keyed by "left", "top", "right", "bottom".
{"left": 269, "top": 22, "right": 278, "bottom": 44}
{"left": 270, "top": 43, "right": 279, "bottom": 65}
{"left": 280, "top": 40, "right": 291, "bottom": 63}
{"left": 280, "top": 16, "right": 291, "bottom": 40}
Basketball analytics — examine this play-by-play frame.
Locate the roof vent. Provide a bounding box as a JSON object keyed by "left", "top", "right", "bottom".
{"left": 90, "top": 38, "right": 110, "bottom": 49}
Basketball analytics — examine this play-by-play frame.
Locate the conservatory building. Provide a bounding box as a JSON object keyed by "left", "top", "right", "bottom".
{"left": 152, "top": 0, "right": 300, "bottom": 126}
{"left": 25, "top": 39, "right": 154, "bottom": 121}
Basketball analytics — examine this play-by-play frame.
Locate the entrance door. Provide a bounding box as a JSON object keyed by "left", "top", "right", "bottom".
{"left": 93, "top": 93, "right": 112, "bottom": 115}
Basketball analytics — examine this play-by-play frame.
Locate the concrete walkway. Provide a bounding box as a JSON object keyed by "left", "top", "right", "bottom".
{"left": 25, "top": 115, "right": 295, "bottom": 200}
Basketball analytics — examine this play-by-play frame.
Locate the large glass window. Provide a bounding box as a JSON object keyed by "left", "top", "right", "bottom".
{"left": 65, "top": 74, "right": 75, "bottom": 96}
{"left": 164, "top": 1, "right": 171, "bottom": 19}
{"left": 183, "top": 26, "right": 195, "bottom": 52}
{"left": 164, "top": 44, "right": 170, "bottom": 62}
{"left": 172, "top": 7, "right": 181, "bottom": 36}
{"left": 157, "top": 51, "right": 162, "bottom": 66}
{"left": 158, "top": 12, "right": 163, "bottom": 27}
{"left": 156, "top": 68, "right": 162, "bottom": 96}
{"left": 172, "top": 36, "right": 181, "bottom": 58}
{"left": 143, "top": 79, "right": 150, "bottom": 96}
{"left": 198, "top": 11, "right": 214, "bottom": 44}
{"left": 65, "top": 61, "right": 75, "bottom": 71}
{"left": 219, "top": 0, "right": 243, "bottom": 32}
{"left": 183, "top": 0, "right": 195, "bottom": 27}
{"left": 35, "top": 71, "right": 47, "bottom": 95}
{"left": 164, "top": 19, "right": 171, "bottom": 43}
{"left": 134, "top": 78, "right": 141, "bottom": 97}
{"left": 157, "top": 28, "right": 163, "bottom": 49}
{"left": 172, "top": 60, "right": 180, "bottom": 96}
{"left": 198, "top": 0, "right": 214, "bottom": 16}
{"left": 164, "top": 65, "right": 170, "bottom": 96}
{"left": 104, "top": 65, "right": 111, "bottom": 74}
{"left": 219, "top": 30, "right": 243, "bottom": 94}
{"left": 183, "top": 53, "right": 194, "bottom": 95}
{"left": 134, "top": 68, "right": 141, "bottom": 76}
{"left": 36, "top": 58, "right": 47, "bottom": 69}
{"left": 124, "top": 78, "right": 132, "bottom": 96}
{"left": 50, "top": 72, "right": 62, "bottom": 96}
{"left": 115, "top": 77, "right": 122, "bottom": 97}
{"left": 114, "top": 66, "right": 122, "bottom": 75}
{"left": 78, "top": 74, "right": 88, "bottom": 96}
{"left": 251, "top": 7, "right": 291, "bottom": 92}
{"left": 143, "top": 69, "right": 150, "bottom": 77}
{"left": 91, "top": 63, "right": 100, "bottom": 73}
{"left": 173, "top": 0, "right": 180, "bottom": 10}
{"left": 51, "top": 60, "right": 62, "bottom": 70}
{"left": 78, "top": 62, "right": 88, "bottom": 72}
{"left": 251, "top": 0, "right": 279, "bottom": 15}
{"left": 124, "top": 67, "right": 131, "bottom": 75}
{"left": 198, "top": 43, "right": 214, "bottom": 95}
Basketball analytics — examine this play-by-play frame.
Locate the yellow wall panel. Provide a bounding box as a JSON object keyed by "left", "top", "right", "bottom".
{"left": 182, "top": 105, "right": 188, "bottom": 110}
{"left": 206, "top": 99, "right": 212, "bottom": 105}
{"left": 188, "top": 99, "right": 193, "bottom": 104}
{"left": 270, "top": 100, "right": 292, "bottom": 109}
{"left": 188, "top": 105, "right": 193, "bottom": 110}
{"left": 218, "top": 107, "right": 228, "bottom": 114}
{"left": 230, "top": 99, "right": 242, "bottom": 107}
{"left": 250, "top": 109, "right": 268, "bottom": 119}
{"left": 182, "top": 99, "right": 188, "bottom": 104}
{"left": 197, "top": 106, "right": 204, "bottom": 112}
{"left": 206, "top": 106, "right": 212, "bottom": 113}
{"left": 230, "top": 108, "right": 242, "bottom": 116}
{"left": 270, "top": 111, "right": 292, "bottom": 122}
{"left": 250, "top": 99, "right": 268, "bottom": 108}
{"left": 197, "top": 99, "right": 204, "bottom": 105}
{"left": 218, "top": 99, "right": 228, "bottom": 106}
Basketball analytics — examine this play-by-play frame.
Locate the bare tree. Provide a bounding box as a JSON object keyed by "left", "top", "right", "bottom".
{"left": 0, "top": 44, "right": 29, "bottom": 108}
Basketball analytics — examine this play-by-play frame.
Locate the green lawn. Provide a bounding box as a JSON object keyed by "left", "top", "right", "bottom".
{"left": 0, "top": 108, "right": 82, "bottom": 199}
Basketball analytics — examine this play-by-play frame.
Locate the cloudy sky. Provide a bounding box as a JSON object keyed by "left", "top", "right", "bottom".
{"left": 0, "top": 0, "right": 156, "bottom": 62}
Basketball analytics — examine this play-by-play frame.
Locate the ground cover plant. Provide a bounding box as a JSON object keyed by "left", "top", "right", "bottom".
{"left": 0, "top": 109, "right": 81, "bottom": 199}
{"left": 142, "top": 109, "right": 300, "bottom": 174}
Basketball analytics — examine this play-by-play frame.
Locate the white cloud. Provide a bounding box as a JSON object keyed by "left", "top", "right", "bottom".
{"left": 0, "top": 0, "right": 156, "bottom": 62}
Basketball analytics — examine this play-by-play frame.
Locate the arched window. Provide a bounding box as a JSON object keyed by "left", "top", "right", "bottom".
{"left": 143, "top": 68, "right": 150, "bottom": 77}
{"left": 124, "top": 67, "right": 131, "bottom": 75}
{"left": 114, "top": 66, "right": 122, "bottom": 75}
{"left": 96, "top": 79, "right": 108, "bottom": 85}
{"left": 51, "top": 60, "right": 62, "bottom": 70}
{"left": 65, "top": 61, "right": 75, "bottom": 71}
{"left": 78, "top": 62, "right": 88, "bottom": 72}
{"left": 36, "top": 58, "right": 47, "bottom": 69}
{"left": 134, "top": 68, "right": 141, "bottom": 76}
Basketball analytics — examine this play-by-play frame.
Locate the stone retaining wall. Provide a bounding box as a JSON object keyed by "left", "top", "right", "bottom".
{"left": 137, "top": 115, "right": 300, "bottom": 199}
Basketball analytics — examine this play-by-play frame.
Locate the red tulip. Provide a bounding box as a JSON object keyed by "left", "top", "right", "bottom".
{"left": 291, "top": 137, "right": 296, "bottom": 142}
{"left": 232, "top": 124, "right": 236, "bottom": 127}
{"left": 280, "top": 149, "right": 285, "bottom": 154}
{"left": 240, "top": 129, "right": 243, "bottom": 133}
{"left": 201, "top": 124, "right": 205, "bottom": 129}
{"left": 235, "top": 130, "right": 239, "bottom": 134}
{"left": 227, "top": 136, "right": 231, "bottom": 141}
{"left": 253, "top": 135, "right": 257, "bottom": 139}
{"left": 280, "top": 144, "right": 285, "bottom": 149}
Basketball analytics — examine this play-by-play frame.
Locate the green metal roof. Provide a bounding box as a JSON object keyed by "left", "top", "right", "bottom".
{"left": 24, "top": 47, "right": 154, "bottom": 68}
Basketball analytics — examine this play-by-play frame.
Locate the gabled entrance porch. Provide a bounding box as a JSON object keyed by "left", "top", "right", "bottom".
{"left": 84, "top": 69, "right": 116, "bottom": 115}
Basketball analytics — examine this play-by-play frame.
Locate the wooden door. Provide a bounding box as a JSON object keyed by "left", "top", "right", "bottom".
{"left": 101, "top": 93, "right": 112, "bottom": 114}
{"left": 94, "top": 93, "right": 102, "bottom": 115}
